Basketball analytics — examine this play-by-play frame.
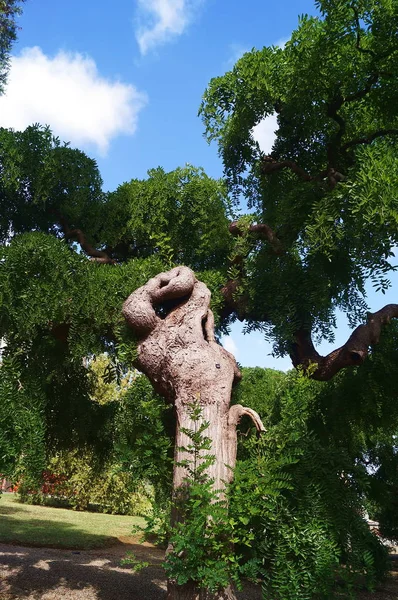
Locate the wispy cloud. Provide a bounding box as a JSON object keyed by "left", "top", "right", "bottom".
{"left": 135, "top": 0, "right": 202, "bottom": 55}
{"left": 0, "top": 47, "right": 147, "bottom": 155}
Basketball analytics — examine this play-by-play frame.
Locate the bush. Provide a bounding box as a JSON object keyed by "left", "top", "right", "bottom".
{"left": 21, "top": 448, "right": 152, "bottom": 516}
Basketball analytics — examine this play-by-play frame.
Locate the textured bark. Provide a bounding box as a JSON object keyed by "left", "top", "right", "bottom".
{"left": 123, "top": 267, "right": 264, "bottom": 600}
{"left": 291, "top": 304, "right": 398, "bottom": 380}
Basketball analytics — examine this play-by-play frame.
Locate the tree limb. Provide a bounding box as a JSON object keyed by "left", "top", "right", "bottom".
{"left": 229, "top": 220, "right": 284, "bottom": 255}
{"left": 261, "top": 155, "right": 316, "bottom": 181}
{"left": 228, "top": 404, "right": 266, "bottom": 432}
{"left": 352, "top": 6, "right": 377, "bottom": 58}
{"left": 290, "top": 304, "right": 398, "bottom": 381}
{"left": 341, "top": 129, "right": 398, "bottom": 151}
{"left": 57, "top": 214, "right": 116, "bottom": 264}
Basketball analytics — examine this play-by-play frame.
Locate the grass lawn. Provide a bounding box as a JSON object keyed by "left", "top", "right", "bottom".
{"left": 0, "top": 492, "right": 146, "bottom": 549}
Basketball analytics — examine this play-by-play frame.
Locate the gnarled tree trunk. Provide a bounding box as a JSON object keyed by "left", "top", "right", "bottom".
{"left": 123, "top": 267, "right": 264, "bottom": 600}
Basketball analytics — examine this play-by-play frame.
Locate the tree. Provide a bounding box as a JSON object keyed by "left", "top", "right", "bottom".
{"left": 123, "top": 266, "right": 265, "bottom": 599}
{"left": 200, "top": 0, "right": 398, "bottom": 380}
{"left": 0, "top": 0, "right": 24, "bottom": 94}
{"left": 1, "top": 1, "right": 398, "bottom": 598}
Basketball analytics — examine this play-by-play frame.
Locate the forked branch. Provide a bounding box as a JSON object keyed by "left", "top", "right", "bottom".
{"left": 291, "top": 304, "right": 398, "bottom": 381}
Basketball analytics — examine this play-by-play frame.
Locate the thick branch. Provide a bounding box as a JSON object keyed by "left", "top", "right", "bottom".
{"left": 261, "top": 155, "right": 341, "bottom": 190}
{"left": 290, "top": 304, "right": 398, "bottom": 381}
{"left": 228, "top": 404, "right": 266, "bottom": 432}
{"left": 58, "top": 214, "right": 115, "bottom": 264}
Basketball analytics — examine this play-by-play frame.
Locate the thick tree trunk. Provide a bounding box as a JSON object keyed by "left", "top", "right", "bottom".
{"left": 123, "top": 267, "right": 264, "bottom": 600}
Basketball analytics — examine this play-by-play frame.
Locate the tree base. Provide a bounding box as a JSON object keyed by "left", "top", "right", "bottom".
{"left": 167, "top": 581, "right": 238, "bottom": 600}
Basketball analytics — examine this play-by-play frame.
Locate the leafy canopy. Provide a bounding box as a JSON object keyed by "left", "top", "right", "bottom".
{"left": 200, "top": 0, "right": 398, "bottom": 353}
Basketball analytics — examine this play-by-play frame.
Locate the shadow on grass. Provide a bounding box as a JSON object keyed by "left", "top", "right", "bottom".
{"left": 0, "top": 514, "right": 118, "bottom": 550}
{"left": 0, "top": 503, "right": 26, "bottom": 516}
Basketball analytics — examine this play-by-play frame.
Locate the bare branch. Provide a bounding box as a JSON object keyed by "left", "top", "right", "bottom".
{"left": 291, "top": 304, "right": 398, "bottom": 381}
{"left": 228, "top": 404, "right": 266, "bottom": 432}
{"left": 261, "top": 155, "right": 341, "bottom": 190}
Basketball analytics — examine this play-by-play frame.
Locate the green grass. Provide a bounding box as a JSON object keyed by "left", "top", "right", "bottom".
{"left": 0, "top": 493, "right": 146, "bottom": 549}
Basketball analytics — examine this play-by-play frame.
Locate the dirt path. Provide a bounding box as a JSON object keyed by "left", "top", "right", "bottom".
{"left": 0, "top": 540, "right": 262, "bottom": 600}
{"left": 2, "top": 540, "right": 398, "bottom": 600}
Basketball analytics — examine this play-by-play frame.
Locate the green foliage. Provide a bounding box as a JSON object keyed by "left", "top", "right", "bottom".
{"left": 103, "top": 165, "right": 233, "bottom": 270}
{"left": 0, "top": 354, "right": 46, "bottom": 488}
{"left": 0, "top": 1, "right": 24, "bottom": 94}
{"left": 18, "top": 372, "right": 173, "bottom": 516}
{"left": 164, "top": 403, "right": 256, "bottom": 592}
{"left": 230, "top": 367, "right": 391, "bottom": 599}
{"left": 120, "top": 552, "right": 149, "bottom": 572}
{"left": 30, "top": 448, "right": 152, "bottom": 515}
{"left": 113, "top": 374, "right": 173, "bottom": 503}
{"left": 200, "top": 0, "right": 398, "bottom": 352}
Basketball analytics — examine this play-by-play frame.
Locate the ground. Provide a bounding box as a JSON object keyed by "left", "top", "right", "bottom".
{"left": 0, "top": 541, "right": 262, "bottom": 600}
{"left": 1, "top": 495, "right": 398, "bottom": 599}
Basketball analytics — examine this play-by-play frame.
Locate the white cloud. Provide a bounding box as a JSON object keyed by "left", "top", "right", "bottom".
{"left": 135, "top": 0, "right": 202, "bottom": 55}
{"left": 221, "top": 335, "right": 239, "bottom": 359}
{"left": 0, "top": 47, "right": 147, "bottom": 155}
{"left": 252, "top": 113, "right": 278, "bottom": 154}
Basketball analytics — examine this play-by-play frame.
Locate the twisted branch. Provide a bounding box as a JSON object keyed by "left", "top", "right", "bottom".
{"left": 229, "top": 220, "right": 283, "bottom": 255}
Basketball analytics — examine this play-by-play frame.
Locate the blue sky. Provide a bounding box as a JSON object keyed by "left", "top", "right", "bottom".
{"left": 1, "top": 0, "right": 396, "bottom": 370}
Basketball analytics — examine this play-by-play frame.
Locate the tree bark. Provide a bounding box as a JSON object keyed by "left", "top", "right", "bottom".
{"left": 290, "top": 304, "right": 398, "bottom": 380}
{"left": 123, "top": 267, "right": 264, "bottom": 600}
